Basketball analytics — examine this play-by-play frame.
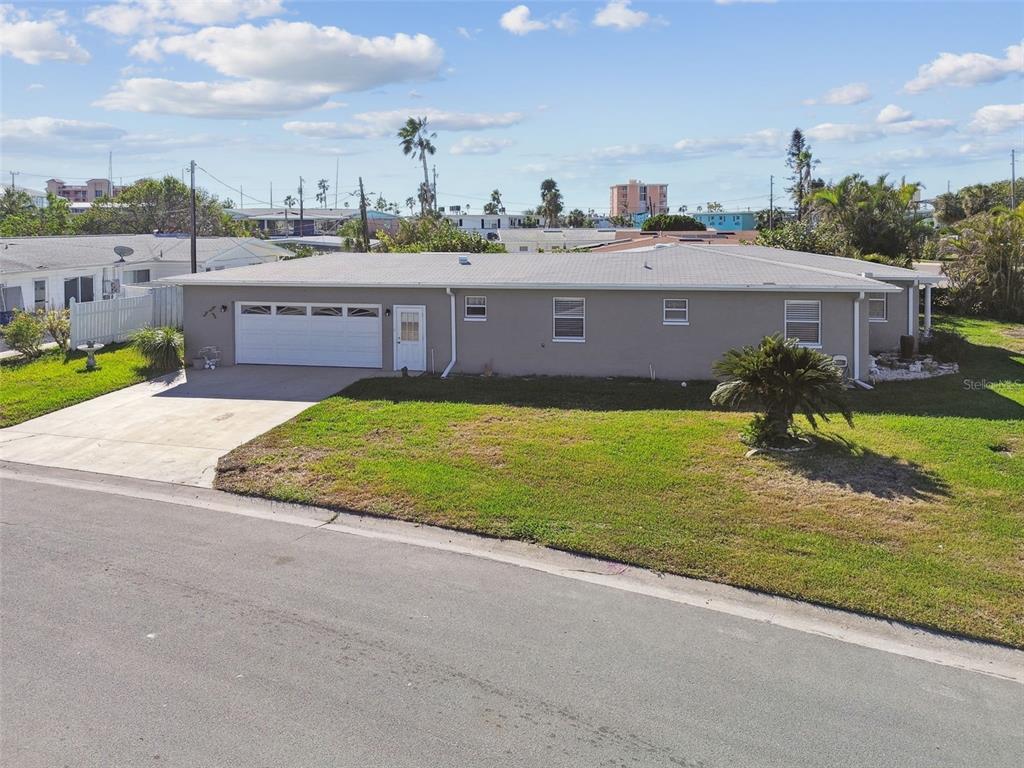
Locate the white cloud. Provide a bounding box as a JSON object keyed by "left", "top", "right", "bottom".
{"left": 317, "top": 99, "right": 348, "bottom": 111}
{"left": 408, "top": 90, "right": 423, "bottom": 99}
{"left": 803, "top": 82, "right": 871, "bottom": 106}
{"left": 2, "top": 116, "right": 125, "bottom": 142}
{"left": 95, "top": 78, "right": 334, "bottom": 118}
{"left": 500, "top": 5, "right": 547, "bottom": 35}
{"left": 85, "top": 0, "right": 284, "bottom": 36}
{"left": 0, "top": 6, "right": 90, "bottom": 64}
{"left": 806, "top": 117, "right": 953, "bottom": 143}
{"left": 876, "top": 104, "right": 913, "bottom": 124}
{"left": 673, "top": 129, "right": 783, "bottom": 157}
{"left": 138, "top": 21, "right": 444, "bottom": 93}
{"left": 25, "top": 83, "right": 44, "bottom": 91}
{"left": 968, "top": 103, "right": 1024, "bottom": 134}
{"left": 905, "top": 42, "right": 1023, "bottom": 93}
{"left": 284, "top": 109, "right": 525, "bottom": 140}
{"left": 593, "top": 1, "right": 653, "bottom": 31}
{"left": 499, "top": 5, "right": 575, "bottom": 35}
{"left": 714, "top": 0, "right": 777, "bottom": 5}
{"left": 455, "top": 26, "right": 480, "bottom": 40}
{"left": 450, "top": 136, "right": 514, "bottom": 155}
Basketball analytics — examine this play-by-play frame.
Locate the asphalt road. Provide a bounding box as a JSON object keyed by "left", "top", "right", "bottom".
{"left": 1, "top": 473, "right": 1021, "bottom": 767}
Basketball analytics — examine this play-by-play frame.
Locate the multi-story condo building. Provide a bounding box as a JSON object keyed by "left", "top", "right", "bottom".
{"left": 46, "top": 178, "right": 124, "bottom": 202}
{"left": 609, "top": 179, "right": 668, "bottom": 217}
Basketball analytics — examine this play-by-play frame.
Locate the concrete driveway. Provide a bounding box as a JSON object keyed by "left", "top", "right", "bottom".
{"left": 0, "top": 366, "right": 382, "bottom": 487}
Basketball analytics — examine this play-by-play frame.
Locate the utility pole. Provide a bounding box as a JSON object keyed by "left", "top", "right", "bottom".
{"left": 769, "top": 174, "right": 774, "bottom": 230}
{"left": 298, "top": 177, "right": 305, "bottom": 237}
{"left": 189, "top": 160, "right": 197, "bottom": 274}
{"left": 334, "top": 157, "right": 339, "bottom": 209}
{"left": 108, "top": 151, "right": 113, "bottom": 197}
{"left": 431, "top": 165, "right": 437, "bottom": 214}
{"left": 358, "top": 177, "right": 371, "bottom": 253}
{"left": 240, "top": 184, "right": 244, "bottom": 209}
{"left": 9, "top": 170, "right": 18, "bottom": 191}
{"left": 270, "top": 181, "right": 273, "bottom": 208}
{"left": 1011, "top": 149, "right": 1017, "bottom": 209}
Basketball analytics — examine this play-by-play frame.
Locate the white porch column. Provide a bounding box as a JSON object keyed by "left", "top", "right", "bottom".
{"left": 907, "top": 282, "right": 917, "bottom": 337}
{"left": 924, "top": 285, "right": 932, "bottom": 335}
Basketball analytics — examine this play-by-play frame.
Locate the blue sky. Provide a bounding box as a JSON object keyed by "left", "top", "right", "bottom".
{"left": 1, "top": 1, "right": 1022, "bottom": 214}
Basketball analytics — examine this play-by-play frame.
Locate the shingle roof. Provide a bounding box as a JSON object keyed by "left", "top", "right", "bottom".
{"left": 0, "top": 235, "right": 289, "bottom": 275}
{"left": 167, "top": 244, "right": 911, "bottom": 293}
{"left": 700, "top": 244, "right": 941, "bottom": 283}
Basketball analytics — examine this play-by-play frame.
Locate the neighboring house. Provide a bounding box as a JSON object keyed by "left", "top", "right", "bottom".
{"left": 229, "top": 207, "right": 401, "bottom": 237}
{"left": 691, "top": 211, "right": 758, "bottom": 231}
{"left": 12, "top": 185, "right": 49, "bottom": 208}
{"left": 610, "top": 180, "right": 669, "bottom": 217}
{"left": 46, "top": 178, "right": 125, "bottom": 202}
{"left": 171, "top": 245, "right": 941, "bottom": 382}
{"left": 0, "top": 234, "right": 288, "bottom": 312}
{"left": 444, "top": 212, "right": 529, "bottom": 238}
{"left": 497, "top": 228, "right": 622, "bottom": 252}
{"left": 584, "top": 231, "right": 756, "bottom": 252}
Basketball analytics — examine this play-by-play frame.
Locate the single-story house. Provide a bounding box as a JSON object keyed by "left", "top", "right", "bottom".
{"left": 0, "top": 234, "right": 288, "bottom": 312}
{"left": 497, "top": 228, "right": 623, "bottom": 252}
{"left": 170, "top": 244, "right": 941, "bottom": 383}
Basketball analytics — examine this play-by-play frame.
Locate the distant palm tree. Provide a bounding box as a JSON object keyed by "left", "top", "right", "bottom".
{"left": 283, "top": 194, "right": 296, "bottom": 219}
{"left": 316, "top": 178, "right": 330, "bottom": 208}
{"left": 539, "top": 178, "right": 563, "bottom": 227}
{"left": 405, "top": 196, "right": 416, "bottom": 215}
{"left": 711, "top": 334, "right": 853, "bottom": 448}
{"left": 398, "top": 117, "right": 436, "bottom": 215}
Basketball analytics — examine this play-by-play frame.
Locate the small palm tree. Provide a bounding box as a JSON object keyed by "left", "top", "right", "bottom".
{"left": 283, "top": 195, "right": 296, "bottom": 219}
{"left": 710, "top": 335, "right": 853, "bottom": 448}
{"left": 398, "top": 117, "right": 436, "bottom": 215}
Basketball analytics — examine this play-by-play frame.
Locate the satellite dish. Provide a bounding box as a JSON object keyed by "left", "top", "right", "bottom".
{"left": 114, "top": 246, "right": 134, "bottom": 259}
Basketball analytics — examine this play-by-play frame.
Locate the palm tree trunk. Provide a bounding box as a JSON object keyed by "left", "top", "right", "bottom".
{"left": 420, "top": 154, "right": 430, "bottom": 215}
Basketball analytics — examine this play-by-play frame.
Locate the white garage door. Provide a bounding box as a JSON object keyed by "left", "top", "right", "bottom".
{"left": 235, "top": 302, "right": 382, "bottom": 367}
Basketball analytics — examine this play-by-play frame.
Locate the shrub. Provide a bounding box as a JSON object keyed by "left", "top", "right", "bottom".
{"left": 37, "top": 307, "right": 71, "bottom": 353}
{"left": 710, "top": 334, "right": 853, "bottom": 448}
{"left": 642, "top": 214, "right": 706, "bottom": 232}
{"left": 920, "top": 329, "right": 968, "bottom": 363}
{"left": 131, "top": 326, "right": 184, "bottom": 371}
{"left": 1, "top": 311, "right": 45, "bottom": 359}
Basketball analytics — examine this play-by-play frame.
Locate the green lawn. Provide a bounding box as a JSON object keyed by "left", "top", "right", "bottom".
{"left": 0, "top": 344, "right": 158, "bottom": 428}
{"left": 216, "top": 315, "right": 1024, "bottom": 647}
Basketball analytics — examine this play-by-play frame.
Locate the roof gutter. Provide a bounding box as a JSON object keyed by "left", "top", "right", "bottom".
{"left": 441, "top": 287, "right": 457, "bottom": 378}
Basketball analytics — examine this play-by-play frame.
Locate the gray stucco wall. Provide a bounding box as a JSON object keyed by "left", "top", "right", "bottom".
{"left": 183, "top": 285, "right": 452, "bottom": 373}
{"left": 184, "top": 284, "right": 873, "bottom": 381}
{"left": 868, "top": 280, "right": 918, "bottom": 353}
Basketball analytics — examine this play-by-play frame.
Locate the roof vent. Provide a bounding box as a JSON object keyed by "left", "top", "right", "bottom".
{"left": 458, "top": 254, "right": 471, "bottom": 265}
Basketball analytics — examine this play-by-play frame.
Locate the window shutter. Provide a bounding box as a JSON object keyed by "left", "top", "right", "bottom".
{"left": 785, "top": 300, "right": 821, "bottom": 345}
{"left": 553, "top": 298, "right": 585, "bottom": 340}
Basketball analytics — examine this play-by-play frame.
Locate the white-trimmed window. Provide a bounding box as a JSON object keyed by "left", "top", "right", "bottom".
{"left": 553, "top": 297, "right": 585, "bottom": 342}
{"left": 784, "top": 300, "right": 821, "bottom": 347}
{"left": 868, "top": 292, "right": 888, "bottom": 322}
{"left": 465, "top": 295, "right": 487, "bottom": 321}
{"left": 663, "top": 299, "right": 689, "bottom": 325}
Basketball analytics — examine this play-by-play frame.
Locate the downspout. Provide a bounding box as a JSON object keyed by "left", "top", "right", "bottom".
{"left": 441, "top": 287, "right": 457, "bottom": 378}
{"left": 853, "top": 292, "right": 861, "bottom": 380}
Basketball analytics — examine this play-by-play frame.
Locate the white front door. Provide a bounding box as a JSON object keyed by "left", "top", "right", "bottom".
{"left": 393, "top": 305, "right": 426, "bottom": 371}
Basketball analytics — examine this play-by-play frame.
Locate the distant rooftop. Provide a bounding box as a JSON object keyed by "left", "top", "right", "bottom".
{"left": 0, "top": 234, "right": 289, "bottom": 274}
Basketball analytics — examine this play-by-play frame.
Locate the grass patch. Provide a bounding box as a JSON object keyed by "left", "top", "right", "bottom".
{"left": 216, "top": 315, "right": 1024, "bottom": 647}
{"left": 0, "top": 344, "right": 162, "bottom": 428}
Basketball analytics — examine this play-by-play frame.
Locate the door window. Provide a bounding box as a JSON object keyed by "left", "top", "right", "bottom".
{"left": 400, "top": 312, "right": 420, "bottom": 341}
{"left": 34, "top": 280, "right": 46, "bottom": 309}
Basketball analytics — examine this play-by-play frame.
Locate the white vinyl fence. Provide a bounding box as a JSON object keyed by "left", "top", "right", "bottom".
{"left": 70, "top": 284, "right": 183, "bottom": 347}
